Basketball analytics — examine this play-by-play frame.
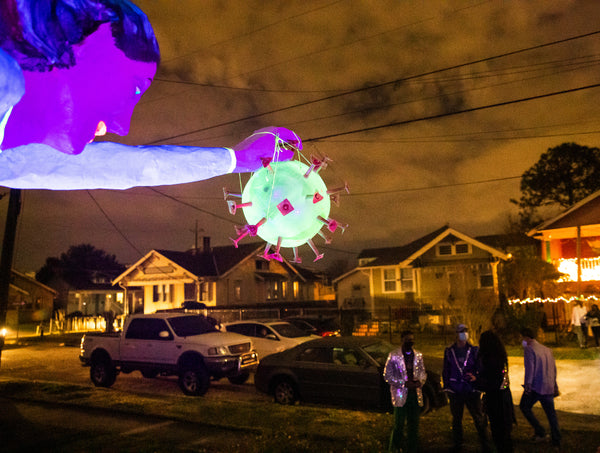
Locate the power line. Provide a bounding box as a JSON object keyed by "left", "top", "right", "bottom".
{"left": 306, "top": 82, "right": 600, "bottom": 142}
{"left": 86, "top": 190, "right": 143, "bottom": 256}
{"left": 145, "top": 29, "right": 600, "bottom": 145}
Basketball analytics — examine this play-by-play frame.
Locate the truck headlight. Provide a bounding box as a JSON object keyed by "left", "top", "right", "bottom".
{"left": 208, "top": 346, "right": 229, "bottom": 356}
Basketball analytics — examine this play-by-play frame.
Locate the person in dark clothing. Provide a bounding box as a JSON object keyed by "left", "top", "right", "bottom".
{"left": 468, "top": 330, "right": 515, "bottom": 453}
{"left": 585, "top": 304, "right": 600, "bottom": 347}
{"left": 443, "top": 323, "right": 490, "bottom": 453}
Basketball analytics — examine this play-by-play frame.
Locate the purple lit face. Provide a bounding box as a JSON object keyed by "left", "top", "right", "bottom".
{"left": 2, "top": 24, "right": 157, "bottom": 155}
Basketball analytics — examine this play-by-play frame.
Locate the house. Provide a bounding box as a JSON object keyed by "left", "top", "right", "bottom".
{"left": 334, "top": 226, "right": 510, "bottom": 320}
{"left": 112, "top": 240, "right": 331, "bottom": 315}
{"left": 5, "top": 270, "right": 57, "bottom": 325}
{"left": 528, "top": 189, "right": 600, "bottom": 295}
{"left": 66, "top": 271, "right": 125, "bottom": 317}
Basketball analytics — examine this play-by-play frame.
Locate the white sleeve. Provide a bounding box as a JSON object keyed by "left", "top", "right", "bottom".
{"left": 0, "top": 142, "right": 235, "bottom": 190}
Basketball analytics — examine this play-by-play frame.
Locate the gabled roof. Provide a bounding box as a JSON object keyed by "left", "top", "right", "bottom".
{"left": 357, "top": 225, "right": 509, "bottom": 268}
{"left": 114, "top": 242, "right": 264, "bottom": 284}
{"left": 528, "top": 189, "right": 600, "bottom": 235}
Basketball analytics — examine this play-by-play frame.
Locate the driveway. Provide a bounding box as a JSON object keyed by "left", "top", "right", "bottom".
{"left": 507, "top": 356, "right": 600, "bottom": 415}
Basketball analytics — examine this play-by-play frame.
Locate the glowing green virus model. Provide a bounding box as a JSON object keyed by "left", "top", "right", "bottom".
{"left": 224, "top": 144, "right": 348, "bottom": 263}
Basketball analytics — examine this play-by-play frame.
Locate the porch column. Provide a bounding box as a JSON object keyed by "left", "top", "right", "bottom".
{"left": 577, "top": 225, "right": 581, "bottom": 296}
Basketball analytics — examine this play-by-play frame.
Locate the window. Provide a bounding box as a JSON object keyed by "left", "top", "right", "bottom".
{"left": 255, "top": 260, "right": 269, "bottom": 270}
{"left": 437, "top": 242, "right": 471, "bottom": 256}
{"left": 400, "top": 268, "right": 414, "bottom": 292}
{"left": 234, "top": 280, "right": 242, "bottom": 301}
{"left": 152, "top": 284, "right": 173, "bottom": 303}
{"left": 199, "top": 282, "right": 211, "bottom": 301}
{"left": 266, "top": 280, "right": 279, "bottom": 299}
{"left": 298, "top": 347, "right": 331, "bottom": 363}
{"left": 184, "top": 283, "right": 196, "bottom": 301}
{"left": 125, "top": 318, "right": 173, "bottom": 340}
{"left": 332, "top": 347, "right": 365, "bottom": 366}
{"left": 383, "top": 268, "right": 397, "bottom": 292}
{"left": 479, "top": 263, "right": 494, "bottom": 288}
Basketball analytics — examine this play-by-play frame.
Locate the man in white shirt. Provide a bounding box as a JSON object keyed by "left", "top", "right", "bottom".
{"left": 571, "top": 299, "right": 588, "bottom": 349}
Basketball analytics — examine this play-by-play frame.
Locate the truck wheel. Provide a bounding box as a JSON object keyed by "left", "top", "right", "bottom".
{"left": 273, "top": 378, "right": 298, "bottom": 405}
{"left": 178, "top": 366, "right": 210, "bottom": 396}
{"left": 228, "top": 372, "right": 250, "bottom": 385}
{"left": 90, "top": 357, "right": 117, "bottom": 388}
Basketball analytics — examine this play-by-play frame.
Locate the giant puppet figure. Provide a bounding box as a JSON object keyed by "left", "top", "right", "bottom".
{"left": 0, "top": 0, "right": 298, "bottom": 190}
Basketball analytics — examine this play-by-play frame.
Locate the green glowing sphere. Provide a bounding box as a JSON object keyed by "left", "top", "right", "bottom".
{"left": 241, "top": 160, "right": 330, "bottom": 247}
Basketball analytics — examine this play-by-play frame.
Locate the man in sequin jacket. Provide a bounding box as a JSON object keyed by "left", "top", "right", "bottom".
{"left": 384, "top": 330, "right": 427, "bottom": 453}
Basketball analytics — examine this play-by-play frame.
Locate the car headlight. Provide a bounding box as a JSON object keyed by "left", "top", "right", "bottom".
{"left": 208, "top": 346, "right": 229, "bottom": 356}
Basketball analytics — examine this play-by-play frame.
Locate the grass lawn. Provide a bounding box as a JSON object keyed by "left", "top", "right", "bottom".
{"left": 1, "top": 379, "right": 599, "bottom": 452}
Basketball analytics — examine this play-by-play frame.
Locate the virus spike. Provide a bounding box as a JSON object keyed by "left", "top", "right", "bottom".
{"left": 318, "top": 229, "right": 333, "bottom": 244}
{"left": 261, "top": 242, "right": 272, "bottom": 260}
{"left": 307, "top": 239, "right": 324, "bottom": 262}
{"left": 311, "top": 192, "right": 324, "bottom": 204}
{"left": 326, "top": 181, "right": 350, "bottom": 196}
{"left": 291, "top": 247, "right": 303, "bottom": 264}
{"left": 304, "top": 155, "right": 331, "bottom": 178}
{"left": 227, "top": 200, "right": 252, "bottom": 215}
{"left": 247, "top": 218, "right": 267, "bottom": 236}
{"left": 330, "top": 193, "right": 340, "bottom": 206}
{"left": 267, "top": 237, "right": 283, "bottom": 262}
{"left": 223, "top": 187, "right": 242, "bottom": 200}
{"left": 260, "top": 157, "right": 273, "bottom": 172}
{"left": 229, "top": 229, "right": 249, "bottom": 248}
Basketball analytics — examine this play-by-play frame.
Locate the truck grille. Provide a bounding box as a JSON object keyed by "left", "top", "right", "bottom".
{"left": 240, "top": 352, "right": 259, "bottom": 366}
{"left": 228, "top": 342, "right": 252, "bottom": 354}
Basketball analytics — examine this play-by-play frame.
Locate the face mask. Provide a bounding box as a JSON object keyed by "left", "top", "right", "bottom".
{"left": 522, "top": 340, "right": 528, "bottom": 348}
{"left": 458, "top": 332, "right": 468, "bottom": 342}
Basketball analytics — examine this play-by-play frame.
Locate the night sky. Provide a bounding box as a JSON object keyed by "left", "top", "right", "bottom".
{"left": 3, "top": 0, "right": 600, "bottom": 274}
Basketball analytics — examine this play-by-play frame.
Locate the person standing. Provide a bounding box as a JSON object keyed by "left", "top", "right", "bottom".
{"left": 470, "top": 330, "right": 515, "bottom": 453}
{"left": 384, "top": 330, "right": 427, "bottom": 453}
{"left": 519, "top": 327, "right": 561, "bottom": 449}
{"left": 443, "top": 324, "right": 490, "bottom": 453}
{"left": 571, "top": 299, "right": 588, "bottom": 348}
{"left": 585, "top": 304, "right": 600, "bottom": 348}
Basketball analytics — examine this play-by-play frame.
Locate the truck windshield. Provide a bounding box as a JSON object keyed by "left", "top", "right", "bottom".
{"left": 168, "top": 315, "right": 219, "bottom": 337}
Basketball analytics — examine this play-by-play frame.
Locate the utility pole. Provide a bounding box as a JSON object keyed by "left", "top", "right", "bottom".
{"left": 0, "top": 188, "right": 22, "bottom": 367}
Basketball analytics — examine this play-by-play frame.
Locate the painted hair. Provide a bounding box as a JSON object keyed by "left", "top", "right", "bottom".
{"left": 0, "top": 48, "right": 24, "bottom": 112}
{"left": 0, "top": 0, "right": 160, "bottom": 71}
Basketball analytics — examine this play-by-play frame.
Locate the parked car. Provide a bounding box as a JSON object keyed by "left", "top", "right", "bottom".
{"left": 283, "top": 315, "right": 341, "bottom": 337}
{"left": 254, "top": 336, "right": 447, "bottom": 413}
{"left": 222, "top": 320, "right": 318, "bottom": 359}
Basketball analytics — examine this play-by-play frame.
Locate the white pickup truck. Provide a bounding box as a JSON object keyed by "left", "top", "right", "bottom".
{"left": 79, "top": 312, "right": 258, "bottom": 396}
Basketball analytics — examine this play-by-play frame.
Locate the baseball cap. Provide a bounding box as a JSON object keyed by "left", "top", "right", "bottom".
{"left": 456, "top": 323, "right": 468, "bottom": 332}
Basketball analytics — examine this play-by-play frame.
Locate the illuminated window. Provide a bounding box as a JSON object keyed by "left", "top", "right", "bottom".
{"left": 478, "top": 264, "right": 494, "bottom": 288}
{"left": 234, "top": 280, "right": 242, "bottom": 301}
{"left": 400, "top": 268, "right": 414, "bottom": 292}
{"left": 383, "top": 268, "right": 397, "bottom": 292}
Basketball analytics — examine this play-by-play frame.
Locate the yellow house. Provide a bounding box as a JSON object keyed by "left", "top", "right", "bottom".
{"left": 335, "top": 226, "right": 509, "bottom": 320}
{"left": 113, "top": 241, "right": 327, "bottom": 315}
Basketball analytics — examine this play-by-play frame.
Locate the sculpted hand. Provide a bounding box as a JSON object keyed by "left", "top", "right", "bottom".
{"left": 232, "top": 127, "right": 301, "bottom": 173}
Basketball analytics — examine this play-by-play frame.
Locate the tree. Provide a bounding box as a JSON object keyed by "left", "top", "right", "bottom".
{"left": 36, "top": 244, "right": 126, "bottom": 311}
{"left": 512, "top": 143, "right": 600, "bottom": 225}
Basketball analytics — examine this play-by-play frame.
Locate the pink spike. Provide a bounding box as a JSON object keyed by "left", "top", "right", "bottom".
{"left": 304, "top": 155, "right": 331, "bottom": 178}
{"left": 330, "top": 194, "right": 340, "bottom": 206}
{"left": 227, "top": 200, "right": 252, "bottom": 215}
{"left": 267, "top": 237, "right": 283, "bottom": 262}
{"left": 234, "top": 224, "right": 248, "bottom": 236}
{"left": 261, "top": 243, "right": 272, "bottom": 260}
{"left": 230, "top": 229, "right": 249, "bottom": 248}
{"left": 277, "top": 198, "right": 294, "bottom": 216}
{"left": 223, "top": 187, "right": 242, "bottom": 200}
{"left": 317, "top": 215, "right": 348, "bottom": 233}
{"left": 307, "top": 239, "right": 324, "bottom": 262}
{"left": 247, "top": 218, "right": 267, "bottom": 236}
{"left": 312, "top": 192, "right": 324, "bottom": 204}
{"left": 291, "top": 247, "right": 302, "bottom": 264}
{"left": 327, "top": 181, "right": 350, "bottom": 196}
{"left": 318, "top": 230, "right": 333, "bottom": 244}
{"left": 260, "top": 157, "right": 273, "bottom": 172}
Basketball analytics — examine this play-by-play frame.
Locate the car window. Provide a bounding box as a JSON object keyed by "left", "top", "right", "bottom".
{"left": 168, "top": 315, "right": 218, "bottom": 336}
{"left": 125, "top": 318, "right": 173, "bottom": 341}
{"left": 362, "top": 341, "right": 395, "bottom": 366}
{"left": 297, "top": 347, "right": 332, "bottom": 363}
{"left": 270, "top": 322, "right": 309, "bottom": 338}
{"left": 332, "top": 347, "right": 364, "bottom": 366}
{"left": 225, "top": 323, "right": 254, "bottom": 336}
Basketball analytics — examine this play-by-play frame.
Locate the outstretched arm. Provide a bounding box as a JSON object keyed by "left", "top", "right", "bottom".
{"left": 0, "top": 127, "right": 300, "bottom": 190}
